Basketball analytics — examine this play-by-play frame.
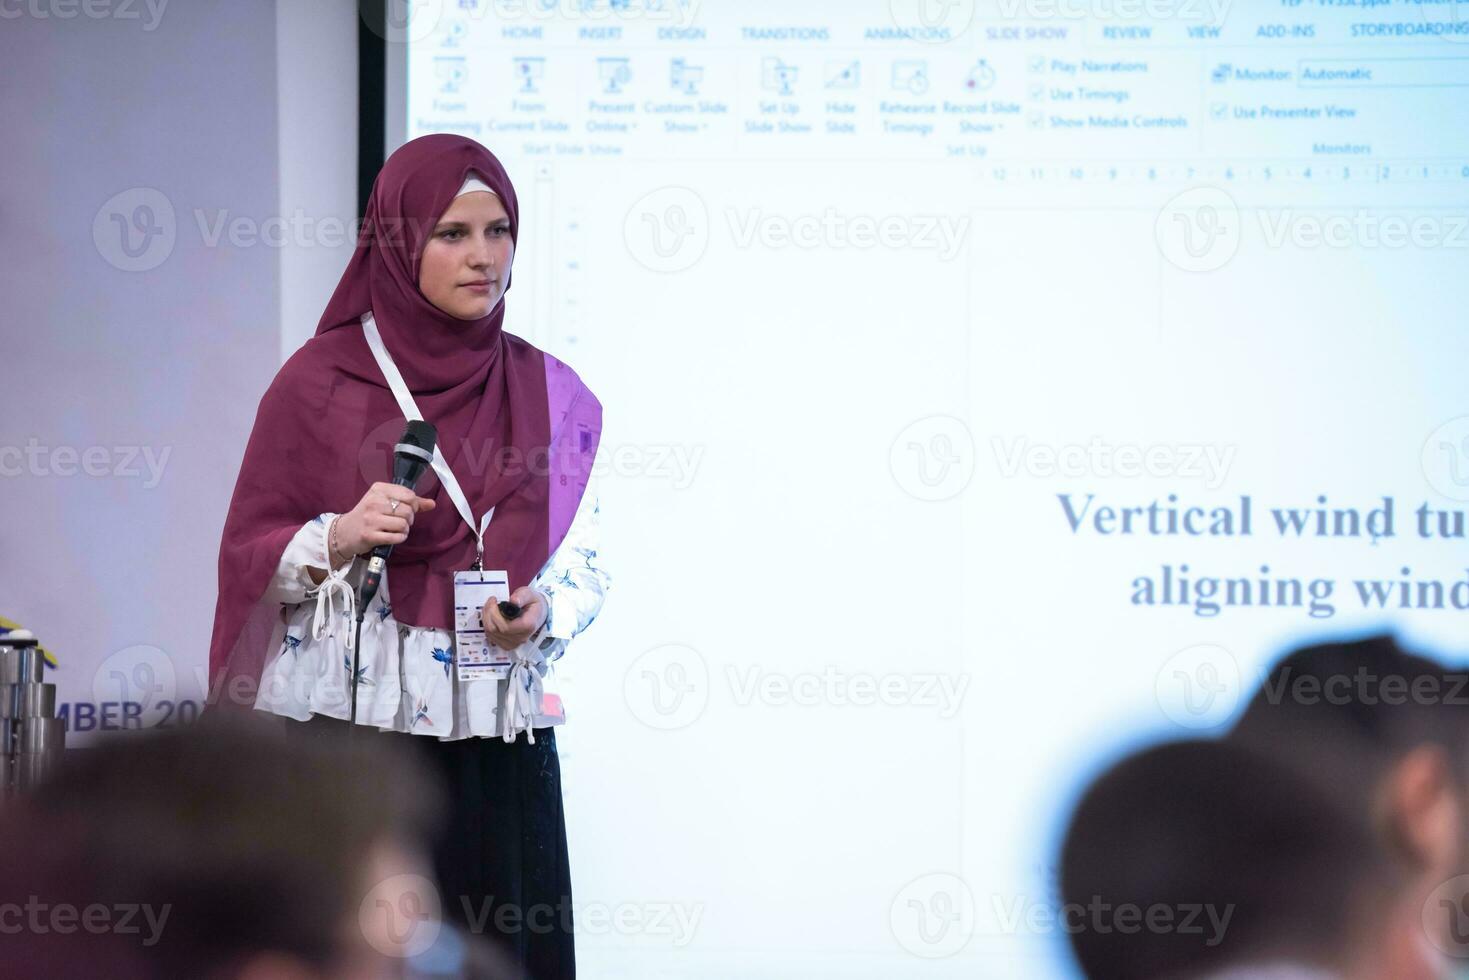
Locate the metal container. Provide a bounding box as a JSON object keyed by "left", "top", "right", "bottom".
{"left": 0, "top": 631, "right": 63, "bottom": 798}
{"left": 0, "top": 640, "right": 43, "bottom": 686}
{"left": 21, "top": 717, "right": 64, "bottom": 754}
{"left": 16, "top": 718, "right": 65, "bottom": 789}
{"left": 0, "top": 682, "right": 55, "bottom": 720}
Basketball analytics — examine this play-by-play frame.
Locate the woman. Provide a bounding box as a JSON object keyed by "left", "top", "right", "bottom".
{"left": 207, "top": 134, "right": 608, "bottom": 979}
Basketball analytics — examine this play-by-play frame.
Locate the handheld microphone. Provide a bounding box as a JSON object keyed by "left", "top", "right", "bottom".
{"left": 351, "top": 420, "right": 436, "bottom": 729}
{"left": 358, "top": 419, "right": 437, "bottom": 613}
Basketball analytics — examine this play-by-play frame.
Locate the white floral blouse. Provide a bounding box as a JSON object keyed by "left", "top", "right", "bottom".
{"left": 251, "top": 475, "right": 608, "bottom": 741}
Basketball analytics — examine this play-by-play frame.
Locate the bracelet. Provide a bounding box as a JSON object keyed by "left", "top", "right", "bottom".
{"left": 327, "top": 516, "right": 346, "bottom": 567}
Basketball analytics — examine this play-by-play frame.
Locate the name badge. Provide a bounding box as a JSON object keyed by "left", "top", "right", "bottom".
{"left": 453, "top": 568, "right": 511, "bottom": 681}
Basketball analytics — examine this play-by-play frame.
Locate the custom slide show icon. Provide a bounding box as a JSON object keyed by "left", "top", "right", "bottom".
{"left": 1421, "top": 416, "right": 1469, "bottom": 502}
{"left": 888, "top": 0, "right": 976, "bottom": 42}
{"left": 1154, "top": 187, "right": 1241, "bottom": 273}
{"left": 623, "top": 187, "right": 710, "bottom": 273}
{"left": 358, "top": 873, "right": 442, "bottom": 959}
{"left": 890, "top": 873, "right": 976, "bottom": 959}
{"left": 93, "top": 187, "right": 176, "bottom": 272}
{"left": 889, "top": 415, "right": 976, "bottom": 502}
{"left": 1155, "top": 642, "right": 1241, "bottom": 731}
{"left": 366, "top": 0, "right": 445, "bottom": 45}
{"left": 623, "top": 643, "right": 709, "bottom": 730}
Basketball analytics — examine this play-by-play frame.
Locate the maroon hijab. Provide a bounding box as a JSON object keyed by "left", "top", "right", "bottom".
{"left": 207, "top": 135, "right": 601, "bottom": 706}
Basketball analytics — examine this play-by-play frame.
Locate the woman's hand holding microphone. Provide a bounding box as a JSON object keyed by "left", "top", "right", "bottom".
{"left": 327, "top": 482, "right": 437, "bottom": 569}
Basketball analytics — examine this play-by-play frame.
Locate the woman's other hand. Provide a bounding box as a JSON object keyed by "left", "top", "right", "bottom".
{"left": 482, "top": 586, "right": 548, "bottom": 651}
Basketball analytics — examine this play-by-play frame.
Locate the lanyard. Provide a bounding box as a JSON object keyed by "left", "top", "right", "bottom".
{"left": 361, "top": 313, "right": 495, "bottom": 568}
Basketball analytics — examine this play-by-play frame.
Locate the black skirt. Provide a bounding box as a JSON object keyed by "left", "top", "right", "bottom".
{"left": 290, "top": 716, "right": 575, "bottom": 979}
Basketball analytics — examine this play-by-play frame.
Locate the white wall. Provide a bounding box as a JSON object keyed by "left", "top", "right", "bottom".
{"left": 276, "top": 0, "right": 358, "bottom": 359}
{"left": 0, "top": 0, "right": 356, "bottom": 737}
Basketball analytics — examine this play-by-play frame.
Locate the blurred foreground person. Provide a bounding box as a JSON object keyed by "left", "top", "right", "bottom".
{"left": 1231, "top": 635, "right": 1469, "bottom": 972}
{"left": 0, "top": 715, "right": 517, "bottom": 980}
{"left": 1059, "top": 738, "right": 1417, "bottom": 980}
